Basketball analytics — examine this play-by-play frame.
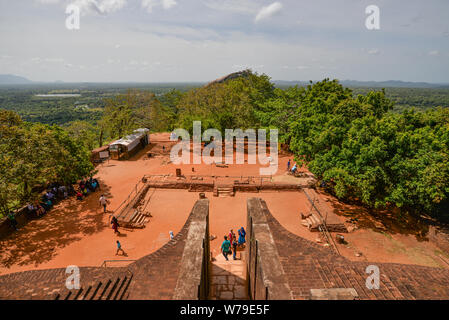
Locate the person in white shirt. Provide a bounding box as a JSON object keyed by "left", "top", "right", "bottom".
{"left": 99, "top": 195, "right": 107, "bottom": 213}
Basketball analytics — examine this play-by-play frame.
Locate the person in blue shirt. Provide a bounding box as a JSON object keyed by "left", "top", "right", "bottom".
{"left": 116, "top": 240, "right": 125, "bottom": 256}
{"left": 221, "top": 236, "right": 231, "bottom": 261}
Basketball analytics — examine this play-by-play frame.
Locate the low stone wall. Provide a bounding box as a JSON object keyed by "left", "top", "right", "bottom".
{"left": 145, "top": 181, "right": 306, "bottom": 193}
{"left": 246, "top": 198, "right": 293, "bottom": 300}
{"left": 173, "top": 199, "right": 210, "bottom": 300}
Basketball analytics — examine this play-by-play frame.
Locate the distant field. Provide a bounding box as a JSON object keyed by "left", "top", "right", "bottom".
{"left": 351, "top": 87, "right": 449, "bottom": 112}
{"left": 0, "top": 83, "right": 201, "bottom": 126}
{"left": 1, "top": 82, "right": 449, "bottom": 126}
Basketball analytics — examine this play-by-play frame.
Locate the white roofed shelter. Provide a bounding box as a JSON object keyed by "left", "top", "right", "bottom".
{"left": 109, "top": 128, "right": 150, "bottom": 160}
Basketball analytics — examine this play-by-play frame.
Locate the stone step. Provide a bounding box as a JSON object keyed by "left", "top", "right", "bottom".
{"left": 101, "top": 277, "right": 121, "bottom": 300}
{"left": 86, "top": 281, "right": 103, "bottom": 300}
{"left": 210, "top": 258, "right": 249, "bottom": 300}
{"left": 112, "top": 275, "right": 129, "bottom": 300}
{"left": 97, "top": 279, "right": 112, "bottom": 300}
{"left": 118, "top": 274, "right": 133, "bottom": 300}
{"left": 78, "top": 285, "right": 92, "bottom": 300}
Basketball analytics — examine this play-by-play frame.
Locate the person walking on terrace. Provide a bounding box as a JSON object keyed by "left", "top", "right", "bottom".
{"left": 111, "top": 216, "right": 120, "bottom": 234}
{"left": 287, "top": 159, "right": 291, "bottom": 172}
{"left": 99, "top": 194, "right": 108, "bottom": 213}
{"left": 116, "top": 240, "right": 125, "bottom": 256}
{"left": 221, "top": 236, "right": 231, "bottom": 261}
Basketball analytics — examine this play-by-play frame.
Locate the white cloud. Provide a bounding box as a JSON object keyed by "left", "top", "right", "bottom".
{"left": 162, "top": 0, "right": 177, "bottom": 10}
{"left": 367, "top": 48, "right": 381, "bottom": 55}
{"left": 232, "top": 64, "right": 264, "bottom": 71}
{"left": 255, "top": 2, "right": 283, "bottom": 23}
{"left": 428, "top": 50, "right": 440, "bottom": 56}
{"left": 35, "top": 0, "right": 60, "bottom": 4}
{"left": 142, "top": 0, "right": 177, "bottom": 13}
{"left": 202, "top": 0, "right": 257, "bottom": 14}
{"left": 69, "top": 0, "right": 127, "bottom": 15}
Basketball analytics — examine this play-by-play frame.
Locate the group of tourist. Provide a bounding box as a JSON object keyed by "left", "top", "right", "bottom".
{"left": 26, "top": 183, "right": 76, "bottom": 221}
{"left": 221, "top": 227, "right": 246, "bottom": 261}
{"left": 76, "top": 177, "right": 100, "bottom": 201}
{"left": 13, "top": 179, "right": 101, "bottom": 233}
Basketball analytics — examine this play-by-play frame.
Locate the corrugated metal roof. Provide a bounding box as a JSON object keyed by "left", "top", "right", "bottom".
{"left": 109, "top": 128, "right": 149, "bottom": 148}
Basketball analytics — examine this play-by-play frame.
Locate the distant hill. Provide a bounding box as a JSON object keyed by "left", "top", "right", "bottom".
{"left": 0, "top": 74, "right": 33, "bottom": 85}
{"left": 274, "top": 79, "right": 449, "bottom": 89}
{"left": 205, "top": 70, "right": 251, "bottom": 87}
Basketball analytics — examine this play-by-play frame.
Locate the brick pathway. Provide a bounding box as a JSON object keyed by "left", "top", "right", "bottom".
{"left": 209, "top": 252, "right": 248, "bottom": 300}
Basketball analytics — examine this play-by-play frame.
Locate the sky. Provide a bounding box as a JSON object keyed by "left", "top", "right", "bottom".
{"left": 0, "top": 0, "right": 448, "bottom": 83}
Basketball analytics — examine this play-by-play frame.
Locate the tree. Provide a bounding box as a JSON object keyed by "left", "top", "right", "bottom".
{"left": 175, "top": 70, "right": 275, "bottom": 134}
{"left": 101, "top": 90, "right": 162, "bottom": 139}
{"left": 0, "top": 110, "right": 94, "bottom": 217}
{"left": 66, "top": 120, "right": 98, "bottom": 150}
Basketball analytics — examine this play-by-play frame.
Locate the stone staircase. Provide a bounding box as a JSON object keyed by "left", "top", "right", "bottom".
{"left": 209, "top": 253, "right": 248, "bottom": 300}
{"left": 213, "top": 184, "right": 235, "bottom": 197}
{"left": 122, "top": 210, "right": 149, "bottom": 228}
{"left": 301, "top": 212, "right": 322, "bottom": 231}
{"left": 54, "top": 271, "right": 133, "bottom": 300}
{"left": 115, "top": 185, "right": 152, "bottom": 228}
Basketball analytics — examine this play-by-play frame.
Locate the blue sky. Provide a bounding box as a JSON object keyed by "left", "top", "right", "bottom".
{"left": 0, "top": 0, "right": 448, "bottom": 82}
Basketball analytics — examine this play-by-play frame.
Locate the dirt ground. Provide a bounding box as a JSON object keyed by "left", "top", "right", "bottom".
{"left": 1, "top": 133, "right": 447, "bottom": 275}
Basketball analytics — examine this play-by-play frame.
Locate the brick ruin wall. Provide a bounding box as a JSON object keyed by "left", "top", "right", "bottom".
{"left": 246, "top": 198, "right": 293, "bottom": 300}
{"left": 248, "top": 197, "right": 449, "bottom": 300}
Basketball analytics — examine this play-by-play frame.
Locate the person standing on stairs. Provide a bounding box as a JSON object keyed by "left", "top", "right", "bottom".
{"left": 221, "top": 236, "right": 231, "bottom": 261}
{"left": 238, "top": 227, "right": 246, "bottom": 247}
{"left": 229, "top": 229, "right": 235, "bottom": 247}
{"left": 232, "top": 234, "right": 238, "bottom": 260}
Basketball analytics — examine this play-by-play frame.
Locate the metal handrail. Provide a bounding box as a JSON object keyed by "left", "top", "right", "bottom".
{"left": 101, "top": 259, "right": 137, "bottom": 268}
{"left": 113, "top": 179, "right": 146, "bottom": 215}
{"left": 303, "top": 190, "right": 340, "bottom": 255}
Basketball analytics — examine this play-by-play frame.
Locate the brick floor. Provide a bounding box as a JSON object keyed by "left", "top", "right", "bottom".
{"left": 209, "top": 253, "right": 249, "bottom": 300}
